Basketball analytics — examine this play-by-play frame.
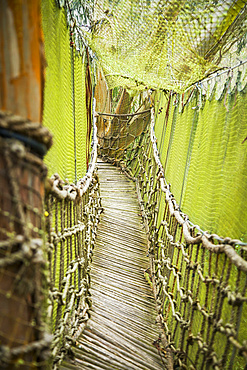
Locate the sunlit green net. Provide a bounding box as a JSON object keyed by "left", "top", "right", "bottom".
{"left": 42, "top": 0, "right": 89, "bottom": 182}
{"left": 154, "top": 78, "right": 247, "bottom": 243}
{"left": 89, "top": 0, "right": 247, "bottom": 91}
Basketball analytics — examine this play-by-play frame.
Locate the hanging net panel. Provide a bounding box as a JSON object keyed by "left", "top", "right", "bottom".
{"left": 42, "top": 0, "right": 90, "bottom": 183}
{"left": 154, "top": 72, "right": 247, "bottom": 243}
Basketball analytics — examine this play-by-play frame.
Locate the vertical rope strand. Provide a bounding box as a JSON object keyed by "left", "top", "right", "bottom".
{"left": 70, "top": 30, "right": 77, "bottom": 184}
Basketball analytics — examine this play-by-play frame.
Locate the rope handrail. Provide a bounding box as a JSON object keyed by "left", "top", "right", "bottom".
{"left": 97, "top": 108, "right": 151, "bottom": 118}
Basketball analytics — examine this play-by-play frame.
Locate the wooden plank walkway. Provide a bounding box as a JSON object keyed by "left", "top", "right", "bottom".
{"left": 62, "top": 160, "right": 165, "bottom": 369}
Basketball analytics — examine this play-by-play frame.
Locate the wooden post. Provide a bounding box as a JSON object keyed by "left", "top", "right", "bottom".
{"left": 0, "top": 112, "right": 52, "bottom": 369}
{"left": 0, "top": 0, "right": 52, "bottom": 368}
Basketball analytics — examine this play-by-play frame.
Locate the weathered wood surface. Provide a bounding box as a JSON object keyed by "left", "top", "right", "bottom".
{"left": 62, "top": 160, "right": 165, "bottom": 369}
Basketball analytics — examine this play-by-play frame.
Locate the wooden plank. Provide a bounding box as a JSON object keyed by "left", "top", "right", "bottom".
{"left": 62, "top": 159, "right": 166, "bottom": 369}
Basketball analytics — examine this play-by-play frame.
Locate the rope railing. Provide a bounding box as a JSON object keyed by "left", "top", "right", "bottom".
{"left": 97, "top": 107, "right": 247, "bottom": 369}
{"left": 45, "top": 99, "right": 102, "bottom": 369}
{"left": 97, "top": 107, "right": 151, "bottom": 164}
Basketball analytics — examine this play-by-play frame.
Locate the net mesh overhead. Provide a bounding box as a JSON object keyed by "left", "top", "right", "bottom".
{"left": 89, "top": 0, "right": 247, "bottom": 92}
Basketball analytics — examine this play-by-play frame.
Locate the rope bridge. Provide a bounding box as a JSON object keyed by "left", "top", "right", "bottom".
{"left": 1, "top": 1, "right": 247, "bottom": 369}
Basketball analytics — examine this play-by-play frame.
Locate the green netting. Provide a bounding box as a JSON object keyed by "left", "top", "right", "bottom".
{"left": 155, "top": 80, "right": 247, "bottom": 242}
{"left": 42, "top": 0, "right": 88, "bottom": 182}
{"left": 88, "top": 0, "right": 247, "bottom": 92}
